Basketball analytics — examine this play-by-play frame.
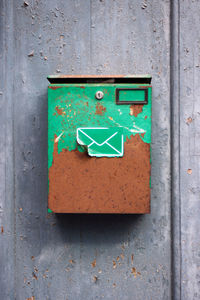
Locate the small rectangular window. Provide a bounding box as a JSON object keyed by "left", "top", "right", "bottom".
{"left": 116, "top": 88, "right": 148, "bottom": 105}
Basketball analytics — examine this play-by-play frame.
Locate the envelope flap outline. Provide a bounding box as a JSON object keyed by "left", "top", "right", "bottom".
{"left": 77, "top": 127, "right": 124, "bottom": 157}
{"left": 78, "top": 128, "right": 118, "bottom": 145}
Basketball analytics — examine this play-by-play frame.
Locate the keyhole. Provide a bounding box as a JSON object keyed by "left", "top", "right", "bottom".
{"left": 95, "top": 91, "right": 104, "bottom": 100}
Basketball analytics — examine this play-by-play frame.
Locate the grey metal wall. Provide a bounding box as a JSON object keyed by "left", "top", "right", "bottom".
{"left": 0, "top": 0, "right": 199, "bottom": 299}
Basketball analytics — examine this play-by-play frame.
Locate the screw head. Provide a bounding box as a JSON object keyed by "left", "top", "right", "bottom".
{"left": 95, "top": 91, "right": 104, "bottom": 100}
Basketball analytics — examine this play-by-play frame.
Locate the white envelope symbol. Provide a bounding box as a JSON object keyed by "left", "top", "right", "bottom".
{"left": 77, "top": 127, "right": 124, "bottom": 157}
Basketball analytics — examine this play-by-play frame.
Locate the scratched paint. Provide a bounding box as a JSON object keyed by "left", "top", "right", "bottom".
{"left": 48, "top": 84, "right": 151, "bottom": 169}
{"left": 48, "top": 81, "right": 152, "bottom": 213}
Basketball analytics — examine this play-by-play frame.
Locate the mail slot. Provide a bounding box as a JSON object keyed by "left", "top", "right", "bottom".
{"left": 48, "top": 75, "right": 152, "bottom": 213}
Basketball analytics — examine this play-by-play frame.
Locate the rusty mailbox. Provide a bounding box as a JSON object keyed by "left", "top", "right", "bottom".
{"left": 48, "top": 75, "right": 152, "bottom": 213}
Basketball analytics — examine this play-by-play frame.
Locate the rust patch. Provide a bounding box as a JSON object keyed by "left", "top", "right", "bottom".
{"left": 49, "top": 134, "right": 150, "bottom": 213}
{"left": 49, "top": 86, "right": 61, "bottom": 90}
{"left": 186, "top": 117, "right": 193, "bottom": 124}
{"left": 131, "top": 254, "right": 134, "bottom": 264}
{"left": 1, "top": 226, "right": 4, "bottom": 234}
{"left": 69, "top": 259, "right": 75, "bottom": 264}
{"left": 129, "top": 105, "right": 143, "bottom": 117}
{"left": 141, "top": 132, "right": 145, "bottom": 138}
{"left": 95, "top": 103, "right": 106, "bottom": 115}
{"left": 32, "top": 272, "right": 38, "bottom": 280}
{"left": 131, "top": 267, "right": 141, "bottom": 278}
{"left": 113, "top": 260, "right": 117, "bottom": 269}
{"left": 55, "top": 106, "right": 64, "bottom": 115}
{"left": 91, "top": 259, "right": 96, "bottom": 268}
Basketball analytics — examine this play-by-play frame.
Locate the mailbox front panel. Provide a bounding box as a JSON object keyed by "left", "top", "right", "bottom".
{"left": 48, "top": 79, "right": 152, "bottom": 213}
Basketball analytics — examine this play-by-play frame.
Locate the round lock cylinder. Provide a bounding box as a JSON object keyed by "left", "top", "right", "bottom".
{"left": 95, "top": 91, "right": 104, "bottom": 100}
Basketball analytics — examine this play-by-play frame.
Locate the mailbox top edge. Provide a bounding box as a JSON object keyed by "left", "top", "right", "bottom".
{"left": 47, "top": 74, "right": 152, "bottom": 84}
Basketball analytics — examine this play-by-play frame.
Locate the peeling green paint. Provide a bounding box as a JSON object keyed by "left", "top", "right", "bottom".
{"left": 48, "top": 84, "right": 152, "bottom": 169}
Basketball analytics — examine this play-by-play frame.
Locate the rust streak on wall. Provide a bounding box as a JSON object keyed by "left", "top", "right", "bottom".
{"left": 48, "top": 134, "right": 150, "bottom": 213}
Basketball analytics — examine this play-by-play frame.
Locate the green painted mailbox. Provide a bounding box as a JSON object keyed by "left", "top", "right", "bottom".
{"left": 48, "top": 75, "right": 152, "bottom": 213}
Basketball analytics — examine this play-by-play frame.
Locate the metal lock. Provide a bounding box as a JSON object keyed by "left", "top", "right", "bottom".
{"left": 95, "top": 91, "right": 104, "bottom": 100}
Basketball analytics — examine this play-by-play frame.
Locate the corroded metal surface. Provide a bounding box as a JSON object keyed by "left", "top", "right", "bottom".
{"left": 49, "top": 134, "right": 150, "bottom": 213}
{"left": 48, "top": 82, "right": 152, "bottom": 213}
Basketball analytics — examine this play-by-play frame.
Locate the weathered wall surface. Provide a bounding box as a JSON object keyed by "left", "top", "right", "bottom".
{"left": 0, "top": 0, "right": 199, "bottom": 299}
{"left": 176, "top": 1, "right": 200, "bottom": 299}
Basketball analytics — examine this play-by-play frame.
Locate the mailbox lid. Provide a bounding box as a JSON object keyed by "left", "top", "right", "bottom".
{"left": 48, "top": 76, "right": 152, "bottom": 214}
{"left": 47, "top": 74, "right": 152, "bottom": 84}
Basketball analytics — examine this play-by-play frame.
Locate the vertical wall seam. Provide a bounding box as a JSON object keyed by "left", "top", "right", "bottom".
{"left": 170, "top": 0, "right": 181, "bottom": 299}
{"left": 9, "top": 0, "right": 17, "bottom": 298}
{"left": 178, "top": 1, "right": 181, "bottom": 298}
{"left": 3, "top": 0, "right": 16, "bottom": 298}
{"left": 89, "top": 0, "right": 92, "bottom": 64}
{"left": 170, "top": 1, "right": 174, "bottom": 297}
